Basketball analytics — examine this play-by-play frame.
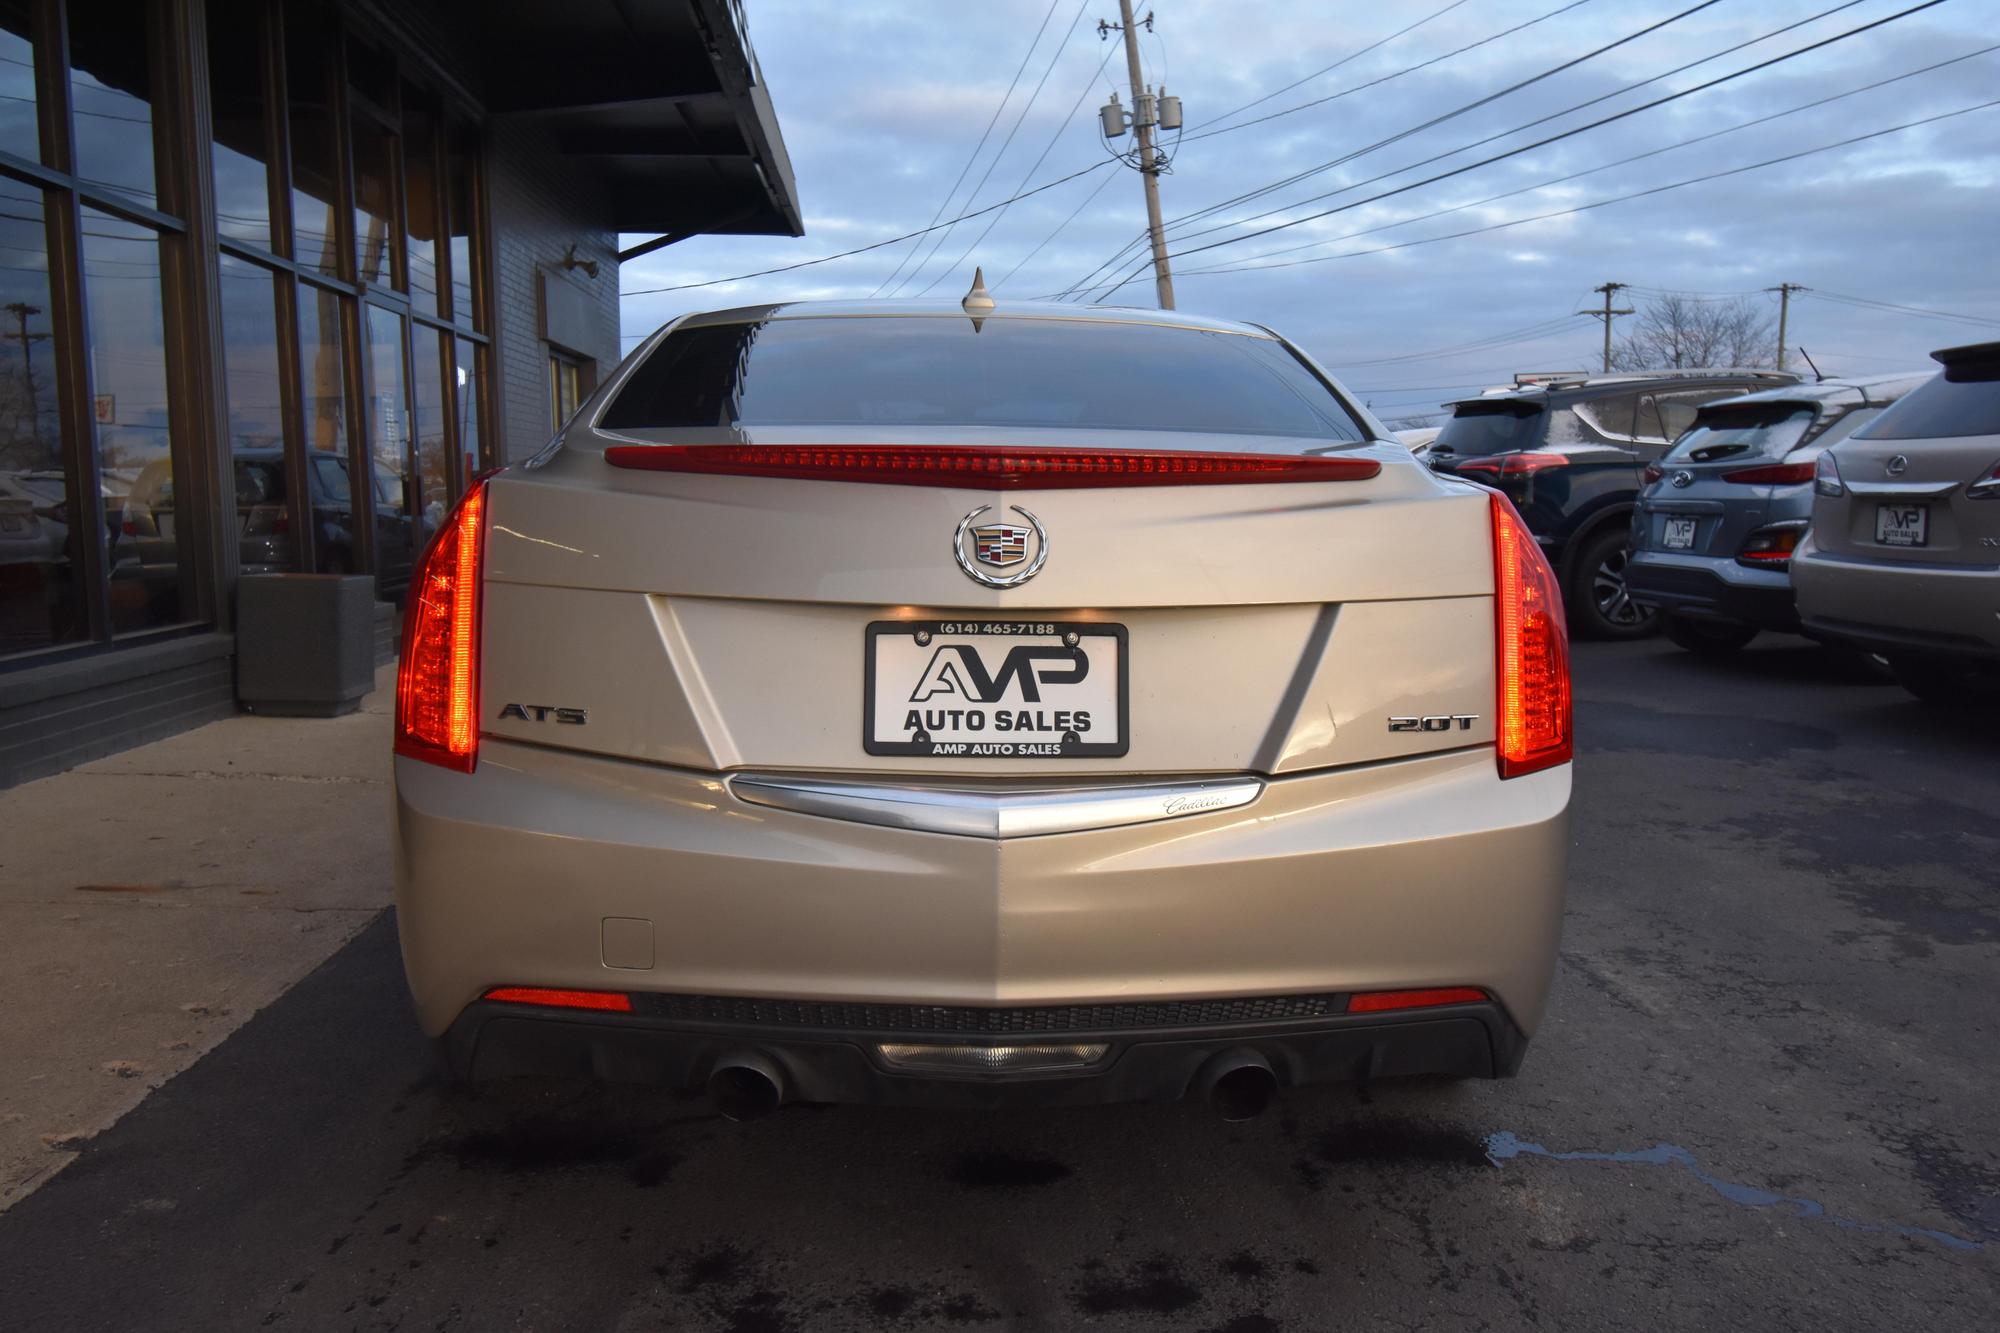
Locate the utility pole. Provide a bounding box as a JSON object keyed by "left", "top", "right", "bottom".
{"left": 1099, "top": 2, "right": 1177, "bottom": 309}
{"left": 1576, "top": 282, "right": 1632, "bottom": 374}
{"left": 3, "top": 300, "right": 46, "bottom": 455}
{"left": 1767, "top": 283, "right": 1806, "bottom": 370}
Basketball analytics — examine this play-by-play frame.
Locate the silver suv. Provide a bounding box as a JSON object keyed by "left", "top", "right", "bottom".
{"left": 1793, "top": 341, "right": 2000, "bottom": 703}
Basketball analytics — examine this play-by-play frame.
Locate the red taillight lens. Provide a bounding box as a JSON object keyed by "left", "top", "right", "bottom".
{"left": 1642, "top": 463, "right": 1663, "bottom": 486}
{"left": 1454, "top": 451, "right": 1569, "bottom": 477}
{"left": 1349, "top": 986, "right": 1488, "bottom": 1014}
{"left": 1736, "top": 521, "right": 1807, "bottom": 566}
{"left": 1491, "top": 492, "right": 1571, "bottom": 779}
{"left": 1722, "top": 460, "right": 1815, "bottom": 485}
{"left": 395, "top": 480, "right": 488, "bottom": 772}
{"left": 484, "top": 986, "right": 633, "bottom": 1013}
{"left": 601, "top": 444, "right": 1381, "bottom": 488}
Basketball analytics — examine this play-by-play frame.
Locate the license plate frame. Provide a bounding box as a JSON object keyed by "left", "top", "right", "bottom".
{"left": 1662, "top": 516, "right": 1698, "bottom": 550}
{"left": 1875, "top": 504, "right": 1928, "bottom": 547}
{"left": 864, "top": 619, "right": 1129, "bottom": 759}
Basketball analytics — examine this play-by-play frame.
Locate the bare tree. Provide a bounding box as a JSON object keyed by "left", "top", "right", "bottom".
{"left": 1608, "top": 293, "right": 1775, "bottom": 371}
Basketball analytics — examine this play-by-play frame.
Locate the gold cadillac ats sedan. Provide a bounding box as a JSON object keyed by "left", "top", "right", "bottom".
{"left": 392, "top": 299, "right": 1572, "bottom": 1121}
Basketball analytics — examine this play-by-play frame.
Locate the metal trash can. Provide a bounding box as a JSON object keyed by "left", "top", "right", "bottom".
{"left": 235, "top": 574, "right": 379, "bottom": 717}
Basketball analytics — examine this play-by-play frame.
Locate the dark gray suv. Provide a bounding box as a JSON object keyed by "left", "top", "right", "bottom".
{"left": 1626, "top": 373, "right": 1930, "bottom": 655}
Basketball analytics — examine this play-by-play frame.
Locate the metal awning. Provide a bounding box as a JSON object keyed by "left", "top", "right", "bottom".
{"left": 451, "top": 0, "right": 803, "bottom": 240}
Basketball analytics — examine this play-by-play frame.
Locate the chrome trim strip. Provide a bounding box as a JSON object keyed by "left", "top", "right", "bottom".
{"left": 728, "top": 774, "right": 1265, "bottom": 839}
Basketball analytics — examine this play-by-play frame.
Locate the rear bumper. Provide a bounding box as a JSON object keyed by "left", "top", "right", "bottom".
{"left": 1626, "top": 549, "right": 1798, "bottom": 630}
{"left": 394, "top": 741, "right": 1570, "bottom": 1100}
{"left": 1793, "top": 542, "right": 2000, "bottom": 658}
{"left": 443, "top": 995, "right": 1527, "bottom": 1105}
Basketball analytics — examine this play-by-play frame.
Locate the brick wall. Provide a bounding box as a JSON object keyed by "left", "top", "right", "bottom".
{"left": 483, "top": 115, "right": 623, "bottom": 464}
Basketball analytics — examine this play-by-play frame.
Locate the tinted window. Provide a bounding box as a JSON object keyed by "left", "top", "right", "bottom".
{"left": 1428, "top": 401, "right": 1544, "bottom": 457}
{"left": 1664, "top": 405, "right": 1815, "bottom": 464}
{"left": 312, "top": 455, "right": 350, "bottom": 502}
{"left": 1858, "top": 367, "right": 2000, "bottom": 440}
{"left": 602, "top": 318, "right": 1367, "bottom": 443}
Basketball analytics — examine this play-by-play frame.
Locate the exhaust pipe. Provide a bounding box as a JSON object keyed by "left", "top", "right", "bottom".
{"left": 707, "top": 1053, "right": 784, "bottom": 1122}
{"left": 1195, "top": 1050, "right": 1278, "bottom": 1122}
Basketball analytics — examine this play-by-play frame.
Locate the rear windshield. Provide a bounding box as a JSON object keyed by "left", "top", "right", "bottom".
{"left": 1430, "top": 400, "right": 1544, "bottom": 457}
{"left": 599, "top": 317, "right": 1368, "bottom": 443}
{"left": 1662, "top": 404, "right": 1815, "bottom": 464}
{"left": 1857, "top": 361, "right": 2000, "bottom": 440}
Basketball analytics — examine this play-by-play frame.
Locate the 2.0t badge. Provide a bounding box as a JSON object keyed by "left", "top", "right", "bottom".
{"left": 954, "top": 504, "right": 1048, "bottom": 588}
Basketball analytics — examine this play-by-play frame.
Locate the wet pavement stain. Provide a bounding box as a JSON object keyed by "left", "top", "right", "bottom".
{"left": 1220, "top": 1250, "right": 1267, "bottom": 1280}
{"left": 1873, "top": 1125, "right": 2000, "bottom": 1242}
{"left": 1205, "top": 1315, "right": 1281, "bottom": 1333}
{"left": 1577, "top": 700, "right": 1840, "bottom": 758}
{"left": 1316, "top": 1120, "right": 1492, "bottom": 1169}
{"left": 1072, "top": 1256, "right": 1205, "bottom": 1316}
{"left": 949, "top": 1150, "right": 1072, "bottom": 1189}
{"left": 1487, "top": 1132, "right": 1987, "bottom": 1252}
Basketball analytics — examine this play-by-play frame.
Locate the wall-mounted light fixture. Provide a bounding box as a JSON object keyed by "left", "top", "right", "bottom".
{"left": 559, "top": 244, "right": 599, "bottom": 280}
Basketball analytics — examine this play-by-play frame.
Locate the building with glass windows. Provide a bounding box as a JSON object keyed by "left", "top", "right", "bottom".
{"left": 0, "top": 0, "right": 800, "bottom": 784}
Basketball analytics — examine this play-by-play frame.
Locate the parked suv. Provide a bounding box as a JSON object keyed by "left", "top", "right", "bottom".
{"left": 1793, "top": 341, "right": 2000, "bottom": 703}
{"left": 1625, "top": 373, "right": 1929, "bottom": 655}
{"left": 1427, "top": 369, "right": 1797, "bottom": 638}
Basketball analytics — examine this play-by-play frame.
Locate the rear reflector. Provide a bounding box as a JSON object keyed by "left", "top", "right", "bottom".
{"left": 484, "top": 986, "right": 633, "bottom": 1013}
{"left": 1491, "top": 492, "right": 1572, "bottom": 779}
{"left": 395, "top": 480, "right": 488, "bottom": 772}
{"left": 601, "top": 444, "right": 1381, "bottom": 488}
{"left": 1348, "top": 987, "right": 1488, "bottom": 1014}
{"left": 1453, "top": 451, "right": 1570, "bottom": 477}
{"left": 1722, "top": 460, "right": 1815, "bottom": 485}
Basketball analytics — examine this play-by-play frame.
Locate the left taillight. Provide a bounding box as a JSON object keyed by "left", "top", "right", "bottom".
{"left": 395, "top": 479, "right": 488, "bottom": 772}
{"left": 1491, "top": 491, "right": 1572, "bottom": 779}
{"left": 1721, "top": 460, "right": 1816, "bottom": 485}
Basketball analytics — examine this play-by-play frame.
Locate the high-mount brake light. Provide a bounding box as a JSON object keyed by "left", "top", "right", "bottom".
{"left": 1348, "top": 987, "right": 1489, "bottom": 1014}
{"left": 395, "top": 479, "right": 488, "bottom": 772}
{"left": 1490, "top": 492, "right": 1572, "bottom": 779}
{"left": 600, "top": 444, "right": 1381, "bottom": 488}
{"left": 1453, "top": 452, "right": 1569, "bottom": 477}
{"left": 484, "top": 986, "right": 633, "bottom": 1013}
{"left": 1722, "top": 460, "right": 1816, "bottom": 485}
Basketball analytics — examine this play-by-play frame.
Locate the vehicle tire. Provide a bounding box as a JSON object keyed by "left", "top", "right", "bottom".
{"left": 1664, "top": 615, "right": 1758, "bottom": 657}
{"left": 1565, "top": 528, "right": 1659, "bottom": 641}
{"left": 1887, "top": 654, "right": 2000, "bottom": 708}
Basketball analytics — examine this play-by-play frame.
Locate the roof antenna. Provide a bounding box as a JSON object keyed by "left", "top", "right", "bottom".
{"left": 1797, "top": 347, "right": 1825, "bottom": 382}
{"left": 961, "top": 267, "right": 996, "bottom": 315}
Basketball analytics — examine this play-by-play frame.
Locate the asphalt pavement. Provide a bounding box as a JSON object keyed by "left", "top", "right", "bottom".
{"left": 3, "top": 638, "right": 1996, "bottom": 1331}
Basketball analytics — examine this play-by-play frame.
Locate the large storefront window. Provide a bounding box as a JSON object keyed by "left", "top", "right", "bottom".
{"left": 83, "top": 208, "right": 183, "bottom": 633}
{"left": 1, "top": 0, "right": 492, "bottom": 668}
{"left": 67, "top": 2, "right": 157, "bottom": 208}
{"left": 217, "top": 255, "right": 291, "bottom": 572}
{"left": 364, "top": 303, "right": 409, "bottom": 596}
{"left": 0, "top": 186, "right": 81, "bottom": 655}
{"left": 0, "top": 6, "right": 38, "bottom": 159}
{"left": 208, "top": 0, "right": 272, "bottom": 252}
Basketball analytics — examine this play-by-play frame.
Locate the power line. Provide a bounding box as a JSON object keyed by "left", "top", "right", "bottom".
{"left": 913, "top": 14, "right": 1112, "bottom": 297}
{"left": 621, "top": 162, "right": 1112, "bottom": 298}
{"left": 1164, "top": 0, "right": 1880, "bottom": 263}
{"left": 1055, "top": 0, "right": 1606, "bottom": 296}
{"left": 1179, "top": 43, "right": 2000, "bottom": 272}
{"left": 992, "top": 167, "right": 1117, "bottom": 290}
{"left": 902, "top": 0, "right": 1095, "bottom": 297}
{"left": 870, "top": 0, "right": 1064, "bottom": 298}
{"left": 1080, "top": 0, "right": 1953, "bottom": 296}
{"left": 1196, "top": 0, "right": 1478, "bottom": 133}
{"left": 1096, "top": 98, "right": 2000, "bottom": 296}
{"left": 1805, "top": 290, "right": 2000, "bottom": 328}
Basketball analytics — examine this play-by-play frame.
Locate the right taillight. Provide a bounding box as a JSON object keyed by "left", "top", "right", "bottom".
{"left": 395, "top": 479, "right": 489, "bottom": 772}
{"left": 1491, "top": 492, "right": 1571, "bottom": 779}
{"left": 1454, "top": 451, "right": 1569, "bottom": 477}
{"left": 1814, "top": 451, "right": 1844, "bottom": 497}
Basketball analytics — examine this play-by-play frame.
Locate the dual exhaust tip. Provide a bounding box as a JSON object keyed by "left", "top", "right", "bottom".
{"left": 704, "top": 1049, "right": 1279, "bottom": 1122}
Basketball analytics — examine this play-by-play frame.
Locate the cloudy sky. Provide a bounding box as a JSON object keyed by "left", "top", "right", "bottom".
{"left": 620, "top": 0, "right": 2000, "bottom": 423}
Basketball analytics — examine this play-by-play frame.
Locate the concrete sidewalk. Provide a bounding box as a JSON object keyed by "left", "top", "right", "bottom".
{"left": 0, "top": 664, "right": 396, "bottom": 1208}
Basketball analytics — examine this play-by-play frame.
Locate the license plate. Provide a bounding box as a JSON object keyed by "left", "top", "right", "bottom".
{"left": 1662, "top": 516, "right": 1698, "bottom": 550}
{"left": 865, "top": 620, "right": 1128, "bottom": 758}
{"left": 1875, "top": 504, "right": 1928, "bottom": 547}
